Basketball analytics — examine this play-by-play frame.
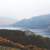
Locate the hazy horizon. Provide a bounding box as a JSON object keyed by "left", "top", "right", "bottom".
{"left": 0, "top": 0, "right": 49, "bottom": 25}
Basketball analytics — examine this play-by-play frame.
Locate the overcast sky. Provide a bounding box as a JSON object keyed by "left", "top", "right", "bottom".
{"left": 0, "top": 0, "right": 50, "bottom": 24}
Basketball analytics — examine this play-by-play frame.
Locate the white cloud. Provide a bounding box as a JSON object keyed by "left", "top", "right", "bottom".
{"left": 32, "top": 0, "right": 50, "bottom": 16}
{"left": 0, "top": 0, "right": 50, "bottom": 24}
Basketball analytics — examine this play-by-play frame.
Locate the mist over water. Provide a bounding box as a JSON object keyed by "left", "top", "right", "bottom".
{"left": 0, "top": 27, "right": 49, "bottom": 38}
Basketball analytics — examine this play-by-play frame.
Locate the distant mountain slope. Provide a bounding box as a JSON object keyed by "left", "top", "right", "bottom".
{"left": 13, "top": 15, "right": 49, "bottom": 29}
{"left": 11, "top": 15, "right": 50, "bottom": 35}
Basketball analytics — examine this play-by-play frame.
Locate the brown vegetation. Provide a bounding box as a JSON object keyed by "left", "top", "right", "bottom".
{"left": 0, "top": 29, "right": 49, "bottom": 50}
{"left": 0, "top": 37, "right": 24, "bottom": 48}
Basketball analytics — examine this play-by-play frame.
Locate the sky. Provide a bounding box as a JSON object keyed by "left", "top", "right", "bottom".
{"left": 0, "top": 0, "right": 50, "bottom": 24}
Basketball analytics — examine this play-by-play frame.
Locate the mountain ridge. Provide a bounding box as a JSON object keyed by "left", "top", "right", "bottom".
{"left": 13, "top": 15, "right": 48, "bottom": 29}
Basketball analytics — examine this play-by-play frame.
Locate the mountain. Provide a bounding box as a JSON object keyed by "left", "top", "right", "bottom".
{"left": 12, "top": 15, "right": 49, "bottom": 36}
{"left": 13, "top": 15, "right": 49, "bottom": 29}
{"left": 0, "top": 15, "right": 49, "bottom": 36}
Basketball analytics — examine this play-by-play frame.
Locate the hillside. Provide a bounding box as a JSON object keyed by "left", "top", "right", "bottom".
{"left": 0, "top": 29, "right": 49, "bottom": 49}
